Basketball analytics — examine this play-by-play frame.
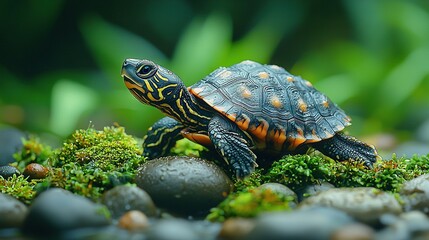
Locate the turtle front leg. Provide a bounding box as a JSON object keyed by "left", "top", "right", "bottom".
{"left": 142, "top": 117, "right": 185, "bottom": 159}
{"left": 208, "top": 115, "right": 257, "bottom": 178}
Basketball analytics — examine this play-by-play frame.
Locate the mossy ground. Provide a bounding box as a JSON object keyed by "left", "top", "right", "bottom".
{"left": 207, "top": 154, "right": 429, "bottom": 221}
{"left": 0, "top": 126, "right": 145, "bottom": 203}
{"left": 1, "top": 128, "right": 429, "bottom": 221}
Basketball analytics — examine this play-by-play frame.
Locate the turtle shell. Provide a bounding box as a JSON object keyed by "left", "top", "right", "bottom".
{"left": 189, "top": 60, "right": 351, "bottom": 152}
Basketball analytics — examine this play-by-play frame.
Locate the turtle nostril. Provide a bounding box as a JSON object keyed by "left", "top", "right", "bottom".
{"left": 123, "top": 59, "right": 141, "bottom": 67}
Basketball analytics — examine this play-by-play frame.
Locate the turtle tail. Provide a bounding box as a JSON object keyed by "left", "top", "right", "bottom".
{"left": 311, "top": 133, "right": 380, "bottom": 167}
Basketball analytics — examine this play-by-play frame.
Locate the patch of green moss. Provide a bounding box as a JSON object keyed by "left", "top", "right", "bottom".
{"left": 233, "top": 169, "right": 263, "bottom": 192}
{"left": 170, "top": 138, "right": 207, "bottom": 157}
{"left": 262, "top": 154, "right": 429, "bottom": 193}
{"left": 206, "top": 187, "right": 292, "bottom": 222}
{"left": 12, "top": 135, "right": 53, "bottom": 172}
{"left": 0, "top": 175, "right": 39, "bottom": 204}
{"left": 44, "top": 126, "right": 146, "bottom": 200}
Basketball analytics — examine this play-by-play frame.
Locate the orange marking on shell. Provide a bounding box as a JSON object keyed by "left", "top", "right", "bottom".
{"left": 189, "top": 87, "right": 205, "bottom": 96}
{"left": 270, "top": 95, "right": 283, "bottom": 109}
{"left": 258, "top": 72, "right": 270, "bottom": 79}
{"left": 236, "top": 114, "right": 251, "bottom": 130}
{"left": 322, "top": 100, "right": 329, "bottom": 108}
{"left": 250, "top": 119, "right": 269, "bottom": 140}
{"left": 239, "top": 86, "right": 252, "bottom": 99}
{"left": 182, "top": 131, "right": 212, "bottom": 147}
{"left": 298, "top": 99, "right": 308, "bottom": 112}
{"left": 286, "top": 76, "right": 294, "bottom": 82}
{"left": 289, "top": 136, "right": 307, "bottom": 149}
{"left": 305, "top": 81, "right": 313, "bottom": 87}
{"left": 272, "top": 127, "right": 287, "bottom": 150}
{"left": 227, "top": 113, "right": 237, "bottom": 122}
{"left": 219, "top": 70, "right": 232, "bottom": 78}
{"left": 287, "top": 127, "right": 307, "bottom": 149}
{"left": 309, "top": 129, "right": 321, "bottom": 142}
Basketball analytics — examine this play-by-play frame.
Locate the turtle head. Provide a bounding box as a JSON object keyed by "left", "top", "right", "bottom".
{"left": 121, "top": 59, "right": 185, "bottom": 106}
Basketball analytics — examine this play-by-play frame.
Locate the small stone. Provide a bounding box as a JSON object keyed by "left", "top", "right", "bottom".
{"left": 0, "top": 165, "right": 20, "bottom": 179}
{"left": 399, "top": 211, "right": 429, "bottom": 233}
{"left": 258, "top": 183, "right": 297, "bottom": 200}
{"left": 0, "top": 193, "right": 28, "bottom": 228}
{"left": 218, "top": 217, "right": 255, "bottom": 240}
{"left": 135, "top": 156, "right": 233, "bottom": 216}
{"left": 102, "top": 185, "right": 157, "bottom": 219}
{"left": 400, "top": 173, "right": 429, "bottom": 213}
{"left": 22, "top": 188, "right": 110, "bottom": 236}
{"left": 257, "top": 183, "right": 298, "bottom": 207}
{"left": 118, "top": 210, "right": 149, "bottom": 231}
{"left": 23, "top": 163, "right": 48, "bottom": 179}
{"left": 331, "top": 223, "right": 375, "bottom": 240}
{"left": 377, "top": 211, "right": 429, "bottom": 240}
{"left": 297, "top": 181, "right": 335, "bottom": 201}
{"left": 146, "top": 219, "right": 199, "bottom": 240}
{"left": 300, "top": 187, "right": 402, "bottom": 225}
{"left": 244, "top": 207, "right": 354, "bottom": 240}
{"left": 0, "top": 127, "right": 25, "bottom": 165}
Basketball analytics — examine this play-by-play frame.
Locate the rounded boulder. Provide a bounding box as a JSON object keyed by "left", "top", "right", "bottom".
{"left": 135, "top": 156, "right": 233, "bottom": 216}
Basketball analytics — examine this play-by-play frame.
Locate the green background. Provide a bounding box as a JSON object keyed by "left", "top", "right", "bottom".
{"left": 1, "top": 0, "right": 428, "bottom": 156}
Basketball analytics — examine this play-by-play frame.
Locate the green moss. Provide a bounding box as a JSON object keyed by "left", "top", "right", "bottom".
{"left": 12, "top": 135, "right": 53, "bottom": 172}
{"left": 170, "top": 138, "right": 207, "bottom": 157}
{"left": 44, "top": 126, "right": 145, "bottom": 200}
{"left": 0, "top": 175, "right": 39, "bottom": 204}
{"left": 207, "top": 187, "right": 292, "bottom": 222}
{"left": 262, "top": 154, "right": 429, "bottom": 193}
{"left": 233, "top": 169, "right": 263, "bottom": 192}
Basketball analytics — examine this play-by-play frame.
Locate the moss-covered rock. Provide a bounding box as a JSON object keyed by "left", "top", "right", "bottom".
{"left": 46, "top": 126, "right": 146, "bottom": 200}
{"left": 262, "top": 154, "right": 429, "bottom": 193}
{"left": 207, "top": 187, "right": 293, "bottom": 222}
{"left": 1, "top": 126, "right": 146, "bottom": 203}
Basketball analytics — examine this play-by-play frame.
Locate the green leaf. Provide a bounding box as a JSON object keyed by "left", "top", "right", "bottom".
{"left": 171, "top": 13, "right": 232, "bottom": 85}
{"left": 314, "top": 74, "right": 360, "bottom": 105}
{"left": 379, "top": 45, "right": 429, "bottom": 110}
{"left": 80, "top": 16, "right": 167, "bottom": 85}
{"left": 50, "top": 80, "right": 98, "bottom": 136}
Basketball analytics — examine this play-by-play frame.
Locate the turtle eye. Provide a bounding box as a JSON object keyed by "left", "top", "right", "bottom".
{"left": 137, "top": 64, "right": 156, "bottom": 77}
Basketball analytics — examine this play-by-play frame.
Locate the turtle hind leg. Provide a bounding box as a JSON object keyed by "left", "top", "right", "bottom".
{"left": 311, "top": 133, "right": 380, "bottom": 167}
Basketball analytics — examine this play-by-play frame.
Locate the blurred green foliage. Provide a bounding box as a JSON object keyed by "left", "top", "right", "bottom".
{"left": 0, "top": 0, "right": 428, "bottom": 156}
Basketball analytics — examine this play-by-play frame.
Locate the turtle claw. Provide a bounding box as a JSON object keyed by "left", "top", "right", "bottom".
{"left": 234, "top": 160, "right": 258, "bottom": 179}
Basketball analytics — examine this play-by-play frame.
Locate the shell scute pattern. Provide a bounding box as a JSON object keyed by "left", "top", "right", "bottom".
{"left": 190, "top": 60, "right": 350, "bottom": 150}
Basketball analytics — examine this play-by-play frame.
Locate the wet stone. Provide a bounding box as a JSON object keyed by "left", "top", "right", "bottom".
{"left": 244, "top": 207, "right": 354, "bottom": 240}
{"left": 135, "top": 156, "right": 233, "bottom": 216}
{"left": 118, "top": 210, "right": 149, "bottom": 231}
{"left": 102, "top": 185, "right": 157, "bottom": 219}
{"left": 300, "top": 187, "right": 402, "bottom": 225}
{"left": 0, "top": 193, "right": 28, "bottom": 228}
{"left": 22, "top": 188, "right": 110, "bottom": 236}
{"left": 377, "top": 211, "right": 429, "bottom": 240}
{"left": 146, "top": 218, "right": 199, "bottom": 240}
{"left": 400, "top": 173, "right": 429, "bottom": 213}
{"left": 0, "top": 165, "right": 20, "bottom": 179}
{"left": 23, "top": 163, "right": 48, "bottom": 179}
{"left": 257, "top": 183, "right": 298, "bottom": 207}
{"left": 218, "top": 217, "right": 255, "bottom": 240}
{"left": 0, "top": 127, "right": 25, "bottom": 166}
{"left": 297, "top": 181, "right": 335, "bottom": 201}
{"left": 331, "top": 223, "right": 375, "bottom": 240}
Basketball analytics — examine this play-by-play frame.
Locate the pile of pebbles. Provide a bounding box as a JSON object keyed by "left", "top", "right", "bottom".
{"left": 2, "top": 154, "right": 429, "bottom": 239}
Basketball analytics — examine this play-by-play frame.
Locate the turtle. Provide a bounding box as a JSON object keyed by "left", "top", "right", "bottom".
{"left": 121, "top": 59, "right": 380, "bottom": 178}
